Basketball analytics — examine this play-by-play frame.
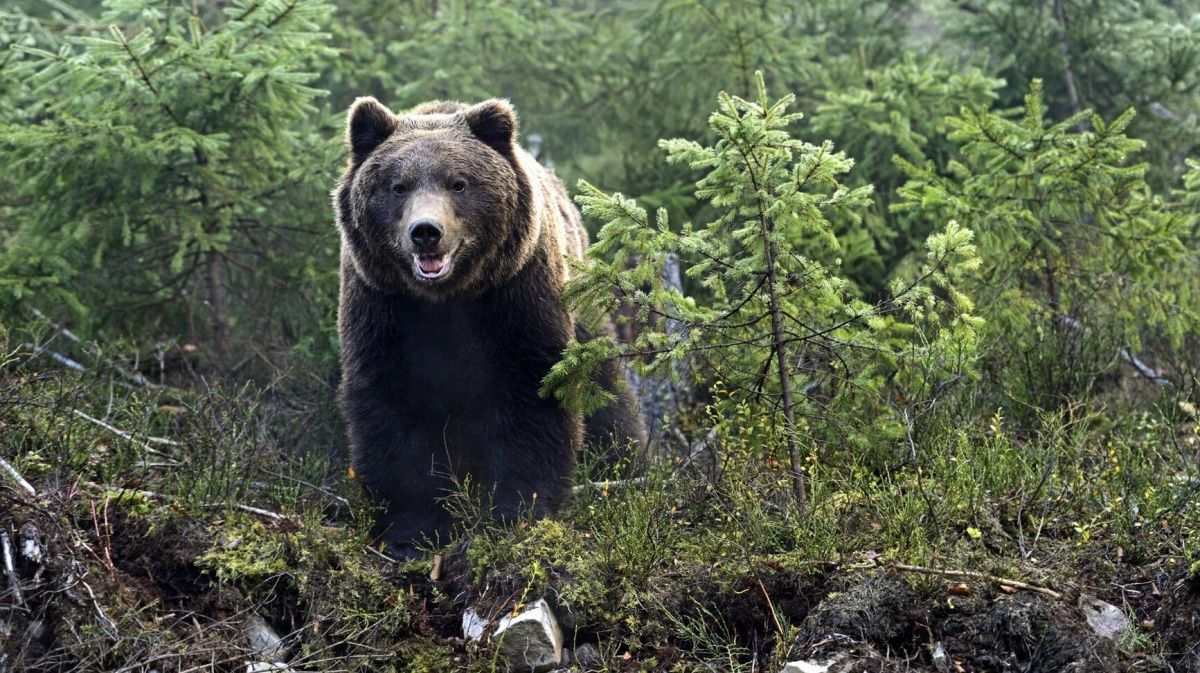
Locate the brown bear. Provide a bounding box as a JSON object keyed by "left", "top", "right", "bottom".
{"left": 333, "top": 97, "right": 643, "bottom": 558}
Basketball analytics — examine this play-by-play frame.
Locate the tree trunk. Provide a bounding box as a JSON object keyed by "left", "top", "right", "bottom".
{"left": 1054, "top": 0, "right": 1087, "bottom": 132}
{"left": 206, "top": 248, "right": 231, "bottom": 359}
{"left": 194, "top": 147, "right": 231, "bottom": 360}
{"left": 760, "top": 228, "right": 807, "bottom": 516}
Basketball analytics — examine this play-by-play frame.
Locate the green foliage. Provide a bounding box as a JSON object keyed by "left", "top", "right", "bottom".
{"left": 197, "top": 514, "right": 289, "bottom": 582}
{"left": 939, "top": 0, "right": 1200, "bottom": 188}
{"left": 896, "top": 80, "right": 1194, "bottom": 406}
{"left": 809, "top": 55, "right": 1003, "bottom": 286}
{"left": 0, "top": 0, "right": 339, "bottom": 361}
{"left": 547, "top": 76, "right": 981, "bottom": 485}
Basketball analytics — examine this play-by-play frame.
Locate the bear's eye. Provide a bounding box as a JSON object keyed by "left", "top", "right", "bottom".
{"left": 450, "top": 177, "right": 469, "bottom": 193}
{"left": 392, "top": 183, "right": 408, "bottom": 196}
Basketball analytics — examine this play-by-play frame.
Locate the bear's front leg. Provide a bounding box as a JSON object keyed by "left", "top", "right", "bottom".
{"left": 483, "top": 395, "right": 581, "bottom": 523}
{"left": 346, "top": 407, "right": 454, "bottom": 559}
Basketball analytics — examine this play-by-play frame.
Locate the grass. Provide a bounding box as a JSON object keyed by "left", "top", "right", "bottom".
{"left": 1, "top": 315, "right": 1198, "bottom": 672}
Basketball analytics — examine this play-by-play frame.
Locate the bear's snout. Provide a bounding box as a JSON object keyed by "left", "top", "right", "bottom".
{"left": 408, "top": 220, "right": 443, "bottom": 252}
{"left": 400, "top": 191, "right": 461, "bottom": 282}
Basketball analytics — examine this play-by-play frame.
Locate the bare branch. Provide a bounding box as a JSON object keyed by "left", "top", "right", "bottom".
{"left": 891, "top": 562, "right": 1062, "bottom": 600}
{"left": 71, "top": 409, "right": 182, "bottom": 463}
{"left": 29, "top": 306, "right": 164, "bottom": 389}
{"left": 2, "top": 531, "right": 23, "bottom": 605}
{"left": 0, "top": 454, "right": 36, "bottom": 496}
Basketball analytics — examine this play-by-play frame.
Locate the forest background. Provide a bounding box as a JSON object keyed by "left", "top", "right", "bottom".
{"left": 1, "top": 2, "right": 1200, "bottom": 672}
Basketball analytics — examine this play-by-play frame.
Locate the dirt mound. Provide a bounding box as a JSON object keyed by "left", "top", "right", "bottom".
{"left": 793, "top": 570, "right": 1127, "bottom": 673}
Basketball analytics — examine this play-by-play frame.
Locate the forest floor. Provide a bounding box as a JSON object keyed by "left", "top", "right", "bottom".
{"left": 1, "top": 324, "right": 1198, "bottom": 672}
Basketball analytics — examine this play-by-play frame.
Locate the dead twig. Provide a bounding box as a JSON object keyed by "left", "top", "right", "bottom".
{"left": 571, "top": 476, "right": 650, "bottom": 495}
{"left": 94, "top": 483, "right": 296, "bottom": 523}
{"left": 0, "top": 454, "right": 36, "bottom": 496}
{"left": 363, "top": 544, "right": 398, "bottom": 564}
{"left": 2, "top": 531, "right": 23, "bottom": 605}
{"left": 71, "top": 409, "right": 182, "bottom": 463}
{"left": 89, "top": 497, "right": 117, "bottom": 579}
{"left": 756, "top": 578, "right": 785, "bottom": 640}
{"left": 202, "top": 502, "right": 294, "bottom": 522}
{"left": 29, "top": 305, "right": 164, "bottom": 389}
{"left": 24, "top": 341, "right": 87, "bottom": 373}
{"left": 77, "top": 574, "right": 119, "bottom": 640}
{"left": 890, "top": 562, "right": 1062, "bottom": 600}
{"left": 257, "top": 466, "right": 351, "bottom": 510}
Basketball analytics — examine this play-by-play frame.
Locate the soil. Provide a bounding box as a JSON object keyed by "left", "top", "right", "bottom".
{"left": 3, "top": 498, "right": 1198, "bottom": 672}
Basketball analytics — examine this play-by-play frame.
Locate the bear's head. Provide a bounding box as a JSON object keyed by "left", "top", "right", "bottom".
{"left": 335, "top": 97, "right": 538, "bottom": 299}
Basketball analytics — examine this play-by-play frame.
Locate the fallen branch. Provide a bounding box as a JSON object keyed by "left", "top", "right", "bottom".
{"left": 571, "top": 476, "right": 649, "bottom": 495}
{"left": 25, "top": 342, "right": 86, "bottom": 373}
{"left": 29, "top": 305, "right": 163, "bottom": 389}
{"left": 890, "top": 562, "right": 1062, "bottom": 600}
{"left": 0, "top": 454, "right": 37, "bottom": 496}
{"left": 94, "top": 483, "right": 295, "bottom": 523}
{"left": 1057, "top": 315, "right": 1175, "bottom": 390}
{"left": 2, "top": 531, "right": 22, "bottom": 605}
{"left": 71, "top": 409, "right": 181, "bottom": 462}
{"left": 1117, "top": 347, "right": 1174, "bottom": 389}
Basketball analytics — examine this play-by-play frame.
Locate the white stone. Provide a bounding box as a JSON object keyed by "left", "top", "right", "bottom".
{"left": 243, "top": 613, "right": 286, "bottom": 662}
{"left": 462, "top": 607, "right": 487, "bottom": 641}
{"left": 572, "top": 643, "right": 601, "bottom": 670}
{"left": 492, "top": 598, "right": 563, "bottom": 672}
{"left": 781, "top": 654, "right": 846, "bottom": 673}
{"left": 781, "top": 660, "right": 832, "bottom": 673}
{"left": 244, "top": 663, "right": 290, "bottom": 673}
{"left": 1079, "top": 596, "right": 1129, "bottom": 640}
{"left": 20, "top": 536, "right": 42, "bottom": 564}
{"left": 931, "top": 641, "right": 950, "bottom": 671}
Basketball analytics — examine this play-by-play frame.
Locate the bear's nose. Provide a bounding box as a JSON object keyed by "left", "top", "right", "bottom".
{"left": 408, "top": 220, "right": 443, "bottom": 252}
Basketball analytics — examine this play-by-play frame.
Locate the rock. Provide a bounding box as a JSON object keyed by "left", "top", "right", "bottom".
{"left": 781, "top": 654, "right": 846, "bottom": 673}
{"left": 1079, "top": 596, "right": 1129, "bottom": 640}
{"left": 493, "top": 598, "right": 563, "bottom": 672}
{"left": 243, "top": 613, "right": 286, "bottom": 662}
{"left": 572, "top": 643, "right": 602, "bottom": 670}
{"left": 244, "top": 663, "right": 291, "bottom": 673}
{"left": 462, "top": 607, "right": 488, "bottom": 642}
{"left": 930, "top": 641, "right": 950, "bottom": 672}
{"left": 19, "top": 523, "right": 43, "bottom": 564}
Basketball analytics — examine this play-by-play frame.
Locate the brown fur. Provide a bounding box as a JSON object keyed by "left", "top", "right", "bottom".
{"left": 333, "top": 97, "right": 643, "bottom": 557}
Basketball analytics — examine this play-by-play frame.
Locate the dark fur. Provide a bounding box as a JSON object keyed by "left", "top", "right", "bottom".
{"left": 334, "top": 97, "right": 643, "bottom": 557}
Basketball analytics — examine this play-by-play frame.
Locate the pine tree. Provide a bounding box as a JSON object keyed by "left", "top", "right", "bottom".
{"left": 544, "top": 75, "right": 981, "bottom": 512}
{"left": 0, "top": 0, "right": 337, "bottom": 361}
{"left": 807, "top": 55, "right": 1002, "bottom": 289}
{"left": 942, "top": 0, "right": 1200, "bottom": 187}
{"left": 895, "top": 80, "right": 1193, "bottom": 406}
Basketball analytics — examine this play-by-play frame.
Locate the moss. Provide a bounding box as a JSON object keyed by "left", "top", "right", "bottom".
{"left": 196, "top": 514, "right": 290, "bottom": 583}
{"left": 395, "top": 637, "right": 461, "bottom": 673}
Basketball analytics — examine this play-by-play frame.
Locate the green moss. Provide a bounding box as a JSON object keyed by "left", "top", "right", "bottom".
{"left": 196, "top": 514, "right": 289, "bottom": 583}
{"left": 396, "top": 637, "right": 460, "bottom": 673}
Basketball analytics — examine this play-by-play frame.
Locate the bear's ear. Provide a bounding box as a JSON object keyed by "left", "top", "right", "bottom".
{"left": 346, "top": 96, "right": 397, "bottom": 162}
{"left": 461, "top": 99, "right": 518, "bottom": 155}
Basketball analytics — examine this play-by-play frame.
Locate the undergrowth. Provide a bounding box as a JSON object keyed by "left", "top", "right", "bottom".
{"left": 4, "top": 313, "right": 1196, "bottom": 672}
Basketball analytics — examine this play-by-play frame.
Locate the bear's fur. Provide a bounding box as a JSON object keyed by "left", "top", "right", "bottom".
{"left": 333, "top": 97, "right": 643, "bottom": 557}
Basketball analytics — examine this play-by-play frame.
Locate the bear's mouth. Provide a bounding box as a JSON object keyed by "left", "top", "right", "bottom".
{"left": 412, "top": 249, "right": 455, "bottom": 280}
